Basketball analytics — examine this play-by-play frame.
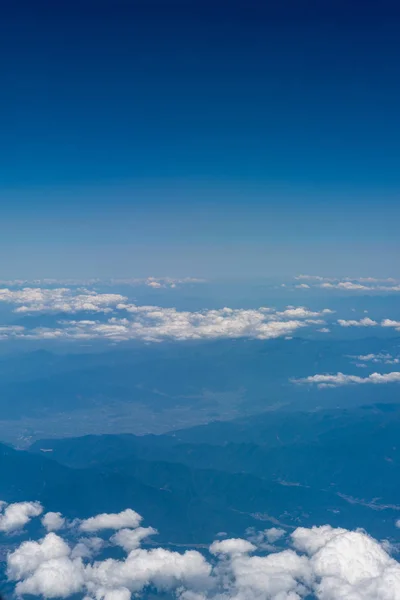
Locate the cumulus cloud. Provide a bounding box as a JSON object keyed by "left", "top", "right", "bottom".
{"left": 0, "top": 288, "right": 127, "bottom": 314}
{"left": 5, "top": 502, "right": 400, "bottom": 600}
{"left": 0, "top": 501, "right": 43, "bottom": 533}
{"left": 0, "top": 304, "right": 333, "bottom": 343}
{"left": 42, "top": 512, "right": 66, "bottom": 532}
{"left": 294, "top": 371, "right": 400, "bottom": 388}
{"left": 79, "top": 509, "right": 143, "bottom": 532}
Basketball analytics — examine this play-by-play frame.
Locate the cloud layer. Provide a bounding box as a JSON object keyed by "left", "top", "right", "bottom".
{"left": 4, "top": 502, "right": 400, "bottom": 600}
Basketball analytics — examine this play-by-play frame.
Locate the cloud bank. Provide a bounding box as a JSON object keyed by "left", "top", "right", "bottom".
{"left": 4, "top": 502, "right": 400, "bottom": 600}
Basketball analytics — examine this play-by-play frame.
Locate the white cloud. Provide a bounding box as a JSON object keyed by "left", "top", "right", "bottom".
{"left": 321, "top": 281, "right": 370, "bottom": 290}
{"left": 295, "top": 284, "right": 310, "bottom": 289}
{"left": 294, "top": 275, "right": 400, "bottom": 293}
{"left": 209, "top": 538, "right": 256, "bottom": 556}
{"left": 0, "top": 288, "right": 127, "bottom": 314}
{"left": 71, "top": 537, "right": 105, "bottom": 560}
{"left": 337, "top": 317, "right": 378, "bottom": 327}
{"left": 80, "top": 509, "right": 143, "bottom": 533}
{"left": 5, "top": 502, "right": 400, "bottom": 600}
{"left": 111, "top": 527, "right": 157, "bottom": 551}
{"left": 294, "top": 371, "right": 400, "bottom": 388}
{"left": 264, "top": 527, "right": 286, "bottom": 544}
{"left": 7, "top": 532, "right": 71, "bottom": 580}
{"left": 245, "top": 527, "right": 286, "bottom": 548}
{"left": 0, "top": 304, "right": 333, "bottom": 343}
{"left": 276, "top": 307, "right": 334, "bottom": 319}
{"left": 0, "top": 501, "right": 43, "bottom": 533}
{"left": 292, "top": 525, "right": 400, "bottom": 600}
{"left": 382, "top": 319, "right": 400, "bottom": 332}
{"left": 16, "top": 556, "right": 85, "bottom": 598}
{"left": 349, "top": 353, "right": 400, "bottom": 365}
{"left": 295, "top": 275, "right": 328, "bottom": 281}
{"left": 42, "top": 512, "right": 66, "bottom": 532}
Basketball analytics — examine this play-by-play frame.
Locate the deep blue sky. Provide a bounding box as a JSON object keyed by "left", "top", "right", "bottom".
{"left": 1, "top": 0, "right": 400, "bottom": 278}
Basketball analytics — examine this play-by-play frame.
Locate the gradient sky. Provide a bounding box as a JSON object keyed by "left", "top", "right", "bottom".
{"left": 1, "top": 0, "right": 400, "bottom": 279}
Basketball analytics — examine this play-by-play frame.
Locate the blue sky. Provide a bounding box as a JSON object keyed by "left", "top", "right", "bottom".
{"left": 1, "top": 0, "right": 399, "bottom": 278}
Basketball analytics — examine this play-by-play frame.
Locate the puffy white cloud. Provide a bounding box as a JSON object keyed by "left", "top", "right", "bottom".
{"left": 337, "top": 317, "right": 378, "bottom": 327}
{"left": 42, "top": 512, "right": 65, "bottom": 532}
{"left": 276, "top": 307, "right": 334, "bottom": 319}
{"left": 71, "top": 537, "right": 105, "bottom": 560}
{"left": 5, "top": 503, "right": 400, "bottom": 600}
{"left": 16, "top": 556, "right": 85, "bottom": 598}
{"left": 294, "top": 371, "right": 400, "bottom": 388}
{"left": 7, "top": 532, "right": 71, "bottom": 580}
{"left": 0, "top": 288, "right": 127, "bottom": 314}
{"left": 292, "top": 525, "right": 400, "bottom": 600}
{"left": 0, "top": 501, "right": 43, "bottom": 533}
{"left": 210, "top": 538, "right": 256, "bottom": 556}
{"left": 85, "top": 546, "right": 212, "bottom": 596}
{"left": 80, "top": 509, "right": 143, "bottom": 532}
{"left": 382, "top": 319, "right": 400, "bottom": 332}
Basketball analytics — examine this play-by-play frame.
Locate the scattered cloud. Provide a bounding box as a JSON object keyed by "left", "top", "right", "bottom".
{"left": 294, "top": 371, "right": 400, "bottom": 388}
{"left": 5, "top": 502, "right": 400, "bottom": 600}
